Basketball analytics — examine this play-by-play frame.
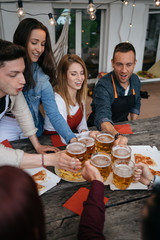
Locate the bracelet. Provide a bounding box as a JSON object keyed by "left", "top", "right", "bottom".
{"left": 115, "top": 133, "right": 121, "bottom": 140}
{"left": 148, "top": 175, "right": 156, "bottom": 190}
{"left": 41, "top": 153, "right": 46, "bottom": 168}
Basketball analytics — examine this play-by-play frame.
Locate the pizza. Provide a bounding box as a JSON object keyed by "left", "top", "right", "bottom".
{"left": 134, "top": 154, "right": 157, "bottom": 166}
{"left": 149, "top": 168, "right": 160, "bottom": 177}
{"left": 36, "top": 182, "right": 45, "bottom": 191}
{"left": 32, "top": 170, "right": 46, "bottom": 182}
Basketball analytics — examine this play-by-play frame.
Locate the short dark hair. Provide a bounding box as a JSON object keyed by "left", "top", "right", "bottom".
{"left": 0, "top": 166, "right": 45, "bottom": 240}
{"left": 141, "top": 183, "right": 160, "bottom": 240}
{"left": 112, "top": 42, "right": 136, "bottom": 61}
{"left": 0, "top": 39, "right": 26, "bottom": 68}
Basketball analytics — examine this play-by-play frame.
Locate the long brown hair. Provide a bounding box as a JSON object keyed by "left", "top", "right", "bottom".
{"left": 54, "top": 54, "right": 87, "bottom": 116}
{"left": 0, "top": 166, "right": 45, "bottom": 240}
{"left": 13, "top": 18, "right": 56, "bottom": 90}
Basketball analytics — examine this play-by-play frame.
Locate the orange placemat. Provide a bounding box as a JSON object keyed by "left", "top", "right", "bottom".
{"left": 63, "top": 187, "right": 109, "bottom": 216}
{"left": 1, "top": 139, "right": 13, "bottom": 148}
{"left": 51, "top": 135, "right": 66, "bottom": 148}
{"left": 114, "top": 124, "right": 133, "bottom": 134}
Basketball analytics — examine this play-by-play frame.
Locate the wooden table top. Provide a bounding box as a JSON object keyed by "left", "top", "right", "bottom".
{"left": 10, "top": 116, "right": 160, "bottom": 240}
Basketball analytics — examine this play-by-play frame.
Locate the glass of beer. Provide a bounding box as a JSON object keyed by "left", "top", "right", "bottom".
{"left": 96, "top": 132, "right": 114, "bottom": 154}
{"left": 90, "top": 152, "right": 112, "bottom": 182}
{"left": 57, "top": 142, "right": 87, "bottom": 182}
{"left": 78, "top": 136, "right": 95, "bottom": 158}
{"left": 113, "top": 159, "right": 135, "bottom": 190}
{"left": 111, "top": 145, "right": 131, "bottom": 164}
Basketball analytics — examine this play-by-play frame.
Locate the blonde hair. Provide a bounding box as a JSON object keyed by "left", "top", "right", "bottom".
{"left": 54, "top": 54, "right": 87, "bottom": 116}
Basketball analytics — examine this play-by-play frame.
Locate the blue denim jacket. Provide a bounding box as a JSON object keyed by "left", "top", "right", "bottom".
{"left": 91, "top": 71, "right": 141, "bottom": 130}
{"left": 23, "top": 63, "right": 75, "bottom": 143}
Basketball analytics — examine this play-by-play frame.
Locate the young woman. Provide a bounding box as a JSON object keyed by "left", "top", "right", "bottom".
{"left": 44, "top": 54, "right": 89, "bottom": 143}
{"left": 0, "top": 18, "right": 76, "bottom": 144}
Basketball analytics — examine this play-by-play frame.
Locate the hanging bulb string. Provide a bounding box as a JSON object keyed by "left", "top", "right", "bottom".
{"left": 126, "top": 0, "right": 135, "bottom": 42}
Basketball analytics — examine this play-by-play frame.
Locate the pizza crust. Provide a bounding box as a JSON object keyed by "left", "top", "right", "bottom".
{"left": 32, "top": 170, "right": 46, "bottom": 182}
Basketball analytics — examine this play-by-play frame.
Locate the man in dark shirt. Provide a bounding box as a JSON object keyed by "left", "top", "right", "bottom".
{"left": 88, "top": 42, "right": 141, "bottom": 145}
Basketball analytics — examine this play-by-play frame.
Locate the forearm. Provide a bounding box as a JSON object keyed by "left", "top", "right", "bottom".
{"left": 101, "top": 122, "right": 118, "bottom": 135}
{"left": 78, "top": 180, "right": 105, "bottom": 240}
{"left": 130, "top": 113, "right": 138, "bottom": 120}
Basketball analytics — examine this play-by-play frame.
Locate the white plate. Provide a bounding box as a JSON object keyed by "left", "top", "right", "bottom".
{"left": 25, "top": 167, "right": 61, "bottom": 195}
{"left": 55, "top": 167, "right": 86, "bottom": 183}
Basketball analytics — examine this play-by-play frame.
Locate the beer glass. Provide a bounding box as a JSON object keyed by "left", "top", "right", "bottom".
{"left": 111, "top": 145, "right": 131, "bottom": 164}
{"left": 78, "top": 136, "right": 95, "bottom": 158}
{"left": 58, "top": 142, "right": 87, "bottom": 182}
{"left": 91, "top": 152, "right": 112, "bottom": 182}
{"left": 113, "top": 159, "right": 135, "bottom": 190}
{"left": 96, "top": 132, "right": 114, "bottom": 154}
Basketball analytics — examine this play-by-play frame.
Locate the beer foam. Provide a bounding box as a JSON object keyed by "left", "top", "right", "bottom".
{"left": 97, "top": 133, "right": 114, "bottom": 143}
{"left": 114, "top": 148, "right": 130, "bottom": 157}
{"left": 92, "top": 155, "right": 111, "bottom": 167}
{"left": 114, "top": 164, "right": 133, "bottom": 178}
{"left": 78, "top": 137, "right": 95, "bottom": 147}
{"left": 67, "top": 142, "right": 86, "bottom": 154}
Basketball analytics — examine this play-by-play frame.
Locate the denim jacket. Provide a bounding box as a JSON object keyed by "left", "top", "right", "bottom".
{"left": 23, "top": 63, "right": 75, "bottom": 143}
{"left": 90, "top": 71, "right": 141, "bottom": 130}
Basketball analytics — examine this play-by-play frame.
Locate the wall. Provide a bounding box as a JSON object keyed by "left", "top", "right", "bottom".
{"left": 106, "top": 3, "right": 149, "bottom": 73}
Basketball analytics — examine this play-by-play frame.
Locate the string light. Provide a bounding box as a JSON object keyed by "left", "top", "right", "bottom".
{"left": 89, "top": 12, "right": 96, "bottom": 21}
{"left": 121, "top": 0, "right": 129, "bottom": 6}
{"left": 48, "top": 13, "right": 56, "bottom": 26}
{"left": 17, "top": 0, "right": 25, "bottom": 17}
{"left": 154, "top": 0, "right": 160, "bottom": 6}
{"left": 87, "top": 0, "right": 96, "bottom": 14}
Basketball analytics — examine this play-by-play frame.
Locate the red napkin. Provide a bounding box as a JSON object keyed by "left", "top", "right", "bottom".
{"left": 1, "top": 139, "right": 13, "bottom": 148}
{"left": 51, "top": 134, "right": 66, "bottom": 148}
{"left": 114, "top": 124, "right": 133, "bottom": 134}
{"left": 63, "top": 187, "right": 109, "bottom": 216}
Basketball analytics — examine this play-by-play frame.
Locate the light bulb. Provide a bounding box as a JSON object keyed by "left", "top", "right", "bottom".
{"left": 154, "top": 0, "right": 160, "bottom": 6}
{"left": 17, "top": 7, "right": 25, "bottom": 17}
{"left": 123, "top": 0, "right": 129, "bottom": 6}
{"left": 48, "top": 13, "right": 56, "bottom": 26}
{"left": 129, "top": 23, "right": 132, "bottom": 28}
{"left": 89, "top": 13, "right": 96, "bottom": 21}
{"left": 87, "top": 3, "right": 96, "bottom": 14}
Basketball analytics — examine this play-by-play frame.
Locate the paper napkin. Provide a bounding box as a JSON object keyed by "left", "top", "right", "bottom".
{"left": 63, "top": 187, "right": 109, "bottom": 216}
{"left": 114, "top": 124, "right": 133, "bottom": 134}
{"left": 1, "top": 139, "right": 13, "bottom": 148}
{"left": 51, "top": 134, "right": 66, "bottom": 148}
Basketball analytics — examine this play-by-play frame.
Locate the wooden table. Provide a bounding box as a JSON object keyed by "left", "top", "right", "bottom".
{"left": 11, "top": 116, "right": 160, "bottom": 240}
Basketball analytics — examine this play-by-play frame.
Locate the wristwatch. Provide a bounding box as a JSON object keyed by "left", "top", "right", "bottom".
{"left": 115, "top": 133, "right": 121, "bottom": 140}
{"left": 148, "top": 175, "right": 156, "bottom": 190}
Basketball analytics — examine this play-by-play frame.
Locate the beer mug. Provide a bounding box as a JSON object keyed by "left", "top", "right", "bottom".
{"left": 96, "top": 132, "right": 114, "bottom": 154}
{"left": 58, "top": 142, "right": 87, "bottom": 182}
{"left": 111, "top": 145, "right": 131, "bottom": 164}
{"left": 113, "top": 159, "right": 135, "bottom": 190}
{"left": 91, "top": 152, "right": 112, "bottom": 182}
{"left": 78, "top": 136, "right": 95, "bottom": 158}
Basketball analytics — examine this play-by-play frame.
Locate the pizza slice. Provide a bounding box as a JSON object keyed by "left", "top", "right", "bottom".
{"left": 36, "top": 182, "right": 45, "bottom": 192}
{"left": 32, "top": 170, "right": 46, "bottom": 182}
{"left": 134, "top": 154, "right": 157, "bottom": 166}
{"left": 149, "top": 168, "right": 160, "bottom": 177}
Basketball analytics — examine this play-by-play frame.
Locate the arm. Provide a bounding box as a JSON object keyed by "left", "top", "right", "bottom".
{"left": 134, "top": 162, "right": 154, "bottom": 185}
{"left": 130, "top": 75, "right": 141, "bottom": 116}
{"left": 41, "top": 82, "right": 76, "bottom": 143}
{"left": 78, "top": 161, "right": 105, "bottom": 240}
{"left": 0, "top": 143, "right": 81, "bottom": 171}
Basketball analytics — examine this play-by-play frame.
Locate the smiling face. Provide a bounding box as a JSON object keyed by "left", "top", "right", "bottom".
{"left": 111, "top": 51, "right": 137, "bottom": 88}
{"left": 66, "top": 62, "right": 85, "bottom": 94}
{"left": 27, "top": 29, "right": 46, "bottom": 62}
{"left": 0, "top": 58, "right": 25, "bottom": 98}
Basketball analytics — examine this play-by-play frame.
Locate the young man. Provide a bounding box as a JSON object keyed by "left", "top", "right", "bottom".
{"left": 88, "top": 42, "right": 141, "bottom": 145}
{"left": 0, "top": 39, "right": 81, "bottom": 171}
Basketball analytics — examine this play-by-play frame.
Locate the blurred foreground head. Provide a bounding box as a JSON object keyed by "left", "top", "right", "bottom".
{"left": 0, "top": 166, "right": 45, "bottom": 240}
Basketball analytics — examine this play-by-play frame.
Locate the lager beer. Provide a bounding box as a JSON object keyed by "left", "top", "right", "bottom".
{"left": 111, "top": 145, "right": 131, "bottom": 163}
{"left": 91, "top": 152, "right": 112, "bottom": 182}
{"left": 58, "top": 142, "right": 87, "bottom": 182}
{"left": 96, "top": 132, "right": 114, "bottom": 154}
{"left": 113, "top": 160, "right": 134, "bottom": 190}
{"left": 78, "top": 136, "right": 95, "bottom": 158}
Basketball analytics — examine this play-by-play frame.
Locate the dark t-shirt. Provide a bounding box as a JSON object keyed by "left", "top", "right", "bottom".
{"left": 0, "top": 96, "right": 6, "bottom": 114}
